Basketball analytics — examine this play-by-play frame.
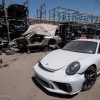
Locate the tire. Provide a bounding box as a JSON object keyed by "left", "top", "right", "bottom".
{"left": 48, "top": 39, "right": 57, "bottom": 50}
{"left": 82, "top": 66, "right": 97, "bottom": 91}
{"left": 16, "top": 38, "right": 28, "bottom": 50}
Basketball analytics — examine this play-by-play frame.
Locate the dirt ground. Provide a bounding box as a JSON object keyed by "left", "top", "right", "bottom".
{"left": 0, "top": 51, "right": 100, "bottom": 100}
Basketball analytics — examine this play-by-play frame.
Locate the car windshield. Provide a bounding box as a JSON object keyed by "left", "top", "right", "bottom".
{"left": 10, "top": 21, "right": 24, "bottom": 25}
{"left": 62, "top": 40, "right": 97, "bottom": 54}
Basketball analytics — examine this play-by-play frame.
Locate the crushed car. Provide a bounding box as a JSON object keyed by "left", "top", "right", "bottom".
{"left": 9, "top": 20, "right": 28, "bottom": 32}
{"left": 7, "top": 4, "right": 28, "bottom": 19}
{"left": 12, "top": 23, "right": 62, "bottom": 51}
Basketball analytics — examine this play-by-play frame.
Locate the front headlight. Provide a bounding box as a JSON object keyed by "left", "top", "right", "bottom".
{"left": 65, "top": 61, "right": 80, "bottom": 75}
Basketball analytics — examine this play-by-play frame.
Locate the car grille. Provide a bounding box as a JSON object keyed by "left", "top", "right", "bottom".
{"left": 35, "top": 75, "right": 54, "bottom": 89}
{"left": 53, "top": 82, "right": 72, "bottom": 93}
{"left": 35, "top": 75, "right": 72, "bottom": 93}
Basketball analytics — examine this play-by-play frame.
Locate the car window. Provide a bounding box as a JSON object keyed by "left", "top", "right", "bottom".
{"left": 63, "top": 40, "right": 97, "bottom": 54}
{"left": 30, "top": 34, "right": 44, "bottom": 44}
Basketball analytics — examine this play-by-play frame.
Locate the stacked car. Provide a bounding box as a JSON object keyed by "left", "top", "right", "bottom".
{"left": 7, "top": 4, "right": 28, "bottom": 34}
{"left": 0, "top": 4, "right": 5, "bottom": 36}
{"left": 0, "top": 3, "right": 28, "bottom": 39}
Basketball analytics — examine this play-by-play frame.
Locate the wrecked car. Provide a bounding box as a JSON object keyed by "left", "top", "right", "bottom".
{"left": 13, "top": 33, "right": 62, "bottom": 51}
{"left": 7, "top": 4, "right": 28, "bottom": 19}
{"left": 13, "top": 24, "right": 62, "bottom": 51}
{"left": 9, "top": 20, "right": 28, "bottom": 32}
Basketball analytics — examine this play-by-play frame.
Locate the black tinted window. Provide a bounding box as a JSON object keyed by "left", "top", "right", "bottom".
{"left": 63, "top": 40, "right": 97, "bottom": 54}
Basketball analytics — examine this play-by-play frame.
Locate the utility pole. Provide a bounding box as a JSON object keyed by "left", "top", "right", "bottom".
{"left": 24, "top": 0, "right": 29, "bottom": 25}
{"left": 24, "top": 0, "right": 30, "bottom": 53}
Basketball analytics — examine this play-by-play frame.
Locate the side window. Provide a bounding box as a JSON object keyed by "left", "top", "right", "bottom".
{"left": 98, "top": 44, "right": 100, "bottom": 54}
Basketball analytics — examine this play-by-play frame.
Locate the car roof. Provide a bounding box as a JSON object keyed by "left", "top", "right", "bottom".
{"left": 75, "top": 39, "right": 100, "bottom": 43}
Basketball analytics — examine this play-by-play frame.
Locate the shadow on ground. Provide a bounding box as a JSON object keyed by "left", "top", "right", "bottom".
{"left": 32, "top": 76, "right": 78, "bottom": 99}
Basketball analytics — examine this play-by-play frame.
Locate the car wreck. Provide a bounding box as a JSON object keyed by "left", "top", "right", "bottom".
{"left": 7, "top": 4, "right": 28, "bottom": 19}
{"left": 9, "top": 20, "right": 28, "bottom": 33}
{"left": 0, "top": 3, "right": 28, "bottom": 39}
{"left": 12, "top": 23, "right": 62, "bottom": 51}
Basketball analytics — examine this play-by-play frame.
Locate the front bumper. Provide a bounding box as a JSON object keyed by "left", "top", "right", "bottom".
{"left": 34, "top": 64, "right": 85, "bottom": 95}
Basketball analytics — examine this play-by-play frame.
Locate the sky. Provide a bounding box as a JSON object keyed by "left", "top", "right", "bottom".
{"left": 3, "top": 0, "right": 100, "bottom": 18}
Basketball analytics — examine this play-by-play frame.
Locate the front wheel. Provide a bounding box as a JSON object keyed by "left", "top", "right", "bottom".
{"left": 82, "top": 66, "right": 97, "bottom": 91}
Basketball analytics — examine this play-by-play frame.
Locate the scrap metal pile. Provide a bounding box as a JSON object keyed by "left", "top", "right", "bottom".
{"left": 49, "top": 7, "right": 100, "bottom": 45}
{"left": 55, "top": 22, "right": 100, "bottom": 45}
{"left": 0, "top": 3, "right": 28, "bottom": 39}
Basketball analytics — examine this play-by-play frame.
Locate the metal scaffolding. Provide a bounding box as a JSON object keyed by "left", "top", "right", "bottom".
{"left": 49, "top": 7, "right": 100, "bottom": 24}
{"left": 36, "top": 3, "right": 46, "bottom": 19}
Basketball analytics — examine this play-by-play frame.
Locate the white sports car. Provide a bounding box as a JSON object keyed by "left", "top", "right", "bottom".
{"left": 34, "top": 39, "right": 100, "bottom": 95}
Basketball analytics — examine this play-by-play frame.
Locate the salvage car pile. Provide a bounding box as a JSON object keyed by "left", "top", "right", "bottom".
{"left": 0, "top": 3, "right": 28, "bottom": 39}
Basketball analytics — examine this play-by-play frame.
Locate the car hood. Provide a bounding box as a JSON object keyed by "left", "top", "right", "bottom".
{"left": 40, "top": 49, "right": 91, "bottom": 71}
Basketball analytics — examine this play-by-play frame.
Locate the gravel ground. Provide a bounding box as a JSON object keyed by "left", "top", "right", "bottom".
{"left": 0, "top": 51, "right": 100, "bottom": 100}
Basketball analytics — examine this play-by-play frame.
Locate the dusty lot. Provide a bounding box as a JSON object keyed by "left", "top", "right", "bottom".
{"left": 0, "top": 51, "right": 100, "bottom": 100}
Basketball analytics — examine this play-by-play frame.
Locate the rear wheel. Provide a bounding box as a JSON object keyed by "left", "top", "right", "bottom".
{"left": 82, "top": 66, "right": 97, "bottom": 91}
{"left": 48, "top": 39, "right": 57, "bottom": 50}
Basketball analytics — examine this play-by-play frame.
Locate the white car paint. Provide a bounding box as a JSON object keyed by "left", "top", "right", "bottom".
{"left": 34, "top": 39, "right": 100, "bottom": 95}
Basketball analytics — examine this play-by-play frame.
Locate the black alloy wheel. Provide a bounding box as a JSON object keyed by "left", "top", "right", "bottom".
{"left": 82, "top": 66, "right": 97, "bottom": 91}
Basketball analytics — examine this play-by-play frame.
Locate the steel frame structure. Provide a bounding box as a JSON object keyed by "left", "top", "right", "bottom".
{"left": 49, "top": 7, "right": 100, "bottom": 24}
{"left": 36, "top": 3, "right": 46, "bottom": 19}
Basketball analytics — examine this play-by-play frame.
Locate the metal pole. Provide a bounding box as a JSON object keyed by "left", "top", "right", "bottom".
{"left": 24, "top": 0, "right": 29, "bottom": 25}
{"left": 3, "top": 0, "right": 11, "bottom": 46}
{"left": 24, "top": 0, "right": 30, "bottom": 53}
